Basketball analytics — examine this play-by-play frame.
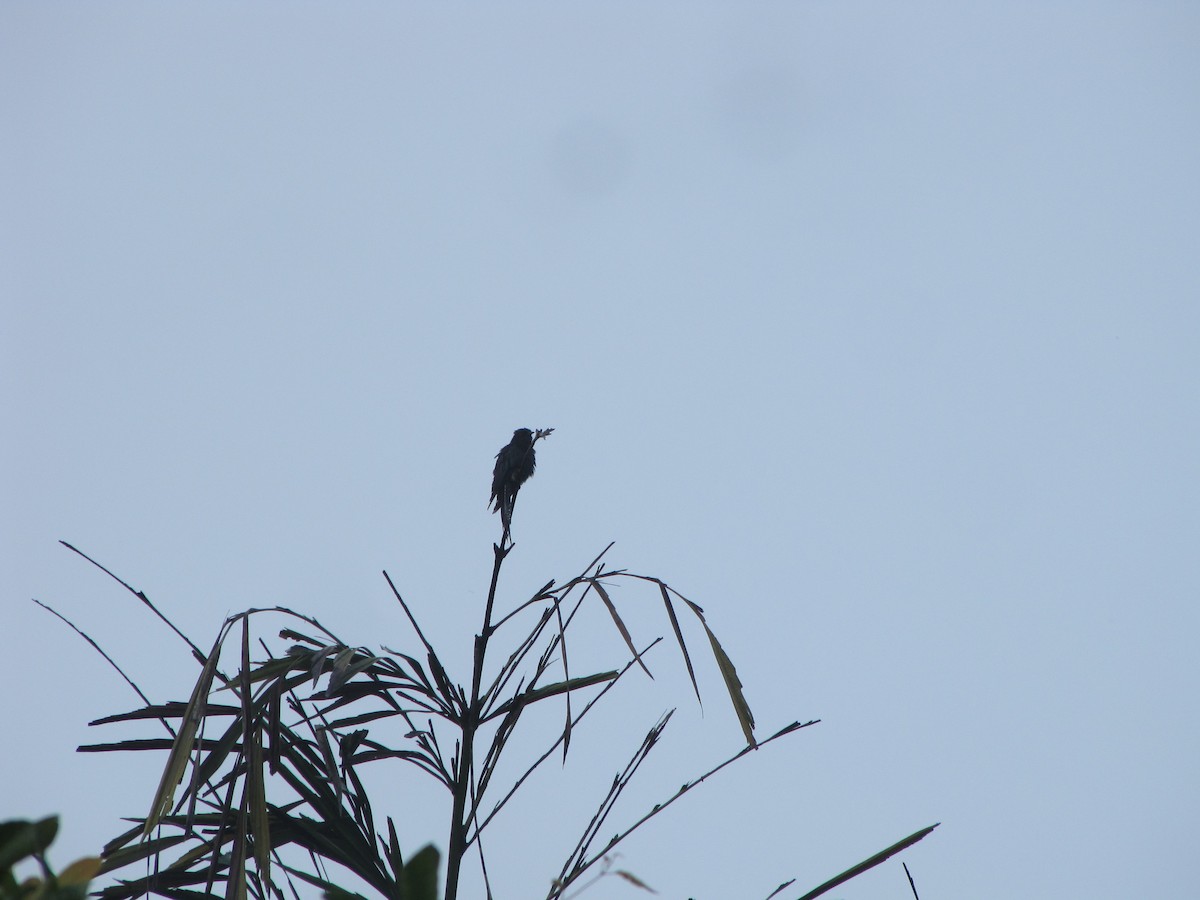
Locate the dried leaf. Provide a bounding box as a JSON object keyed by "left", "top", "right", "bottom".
{"left": 57, "top": 856, "right": 103, "bottom": 886}
{"left": 616, "top": 868, "right": 658, "bottom": 893}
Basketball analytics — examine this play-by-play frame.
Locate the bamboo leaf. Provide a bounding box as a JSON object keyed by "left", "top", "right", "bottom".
{"left": 615, "top": 869, "right": 657, "bottom": 893}
{"left": 383, "top": 817, "right": 404, "bottom": 884}
{"left": 223, "top": 622, "right": 254, "bottom": 900}
{"left": 425, "top": 650, "right": 459, "bottom": 711}
{"left": 764, "top": 878, "right": 796, "bottom": 899}
{"left": 242, "top": 622, "right": 271, "bottom": 886}
{"left": 592, "top": 581, "right": 652, "bottom": 678}
{"left": 486, "top": 671, "right": 618, "bottom": 721}
{"left": 97, "top": 832, "right": 190, "bottom": 874}
{"left": 658, "top": 582, "right": 701, "bottom": 705}
{"left": 144, "top": 631, "right": 226, "bottom": 835}
{"left": 89, "top": 702, "right": 239, "bottom": 726}
{"left": 796, "top": 823, "right": 940, "bottom": 900}
{"left": 189, "top": 715, "right": 245, "bottom": 794}
{"left": 58, "top": 855, "right": 103, "bottom": 886}
{"left": 555, "top": 601, "right": 573, "bottom": 763}
{"left": 78, "top": 739, "right": 178, "bottom": 753}
{"left": 163, "top": 836, "right": 223, "bottom": 873}
{"left": 524, "top": 671, "right": 619, "bottom": 704}
{"left": 701, "top": 621, "right": 756, "bottom": 746}
{"left": 225, "top": 799, "right": 248, "bottom": 900}
{"left": 309, "top": 644, "right": 338, "bottom": 687}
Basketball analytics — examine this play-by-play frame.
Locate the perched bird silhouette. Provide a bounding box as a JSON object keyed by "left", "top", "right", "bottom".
{"left": 490, "top": 428, "right": 537, "bottom": 542}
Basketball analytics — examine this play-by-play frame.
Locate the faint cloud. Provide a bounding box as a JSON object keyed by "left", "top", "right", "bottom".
{"left": 546, "top": 119, "right": 631, "bottom": 198}
{"left": 712, "top": 66, "right": 805, "bottom": 162}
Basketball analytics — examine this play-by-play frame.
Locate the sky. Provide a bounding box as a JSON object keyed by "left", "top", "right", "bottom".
{"left": 3, "top": 3, "right": 1198, "bottom": 898}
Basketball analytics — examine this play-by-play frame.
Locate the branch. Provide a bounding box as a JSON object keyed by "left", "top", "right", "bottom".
{"left": 552, "top": 720, "right": 817, "bottom": 898}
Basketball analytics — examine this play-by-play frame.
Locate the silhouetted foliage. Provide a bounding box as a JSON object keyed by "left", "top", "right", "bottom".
{"left": 42, "top": 431, "right": 936, "bottom": 899}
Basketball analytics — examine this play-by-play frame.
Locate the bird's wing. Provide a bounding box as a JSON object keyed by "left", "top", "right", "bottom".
{"left": 490, "top": 444, "right": 514, "bottom": 510}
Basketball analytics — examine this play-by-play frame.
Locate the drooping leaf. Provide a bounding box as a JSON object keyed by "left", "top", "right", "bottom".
{"left": 701, "top": 620, "right": 756, "bottom": 746}
{"left": 615, "top": 868, "right": 658, "bottom": 893}
{"left": 658, "top": 582, "right": 701, "bottom": 705}
{"left": 592, "top": 581, "right": 652, "bottom": 678}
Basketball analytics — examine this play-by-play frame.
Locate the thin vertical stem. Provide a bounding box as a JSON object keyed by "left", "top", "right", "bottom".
{"left": 445, "top": 541, "right": 509, "bottom": 900}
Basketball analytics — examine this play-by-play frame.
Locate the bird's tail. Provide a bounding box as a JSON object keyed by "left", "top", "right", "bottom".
{"left": 499, "top": 491, "right": 520, "bottom": 544}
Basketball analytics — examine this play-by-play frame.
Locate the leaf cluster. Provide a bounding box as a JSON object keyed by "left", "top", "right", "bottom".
{"left": 67, "top": 540, "right": 779, "bottom": 900}
{"left": 45, "top": 535, "right": 937, "bottom": 900}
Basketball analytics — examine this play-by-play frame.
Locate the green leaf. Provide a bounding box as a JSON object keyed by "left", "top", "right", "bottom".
{"left": 144, "top": 632, "right": 227, "bottom": 835}
{"left": 0, "top": 817, "right": 59, "bottom": 871}
{"left": 400, "top": 844, "right": 440, "bottom": 900}
{"left": 797, "top": 823, "right": 940, "bottom": 900}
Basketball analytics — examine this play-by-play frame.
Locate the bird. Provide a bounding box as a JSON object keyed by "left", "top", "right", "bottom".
{"left": 490, "top": 428, "right": 537, "bottom": 542}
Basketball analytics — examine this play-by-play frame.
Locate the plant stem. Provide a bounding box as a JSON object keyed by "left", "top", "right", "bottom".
{"left": 445, "top": 541, "right": 508, "bottom": 900}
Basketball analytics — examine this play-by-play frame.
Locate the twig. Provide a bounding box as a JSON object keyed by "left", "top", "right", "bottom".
{"left": 32, "top": 598, "right": 166, "bottom": 730}
{"left": 60, "top": 540, "right": 205, "bottom": 661}
{"left": 903, "top": 861, "right": 920, "bottom": 900}
{"left": 556, "top": 711, "right": 674, "bottom": 889}
{"left": 553, "top": 720, "right": 817, "bottom": 897}
{"left": 473, "top": 638, "right": 663, "bottom": 842}
{"left": 382, "top": 570, "right": 438, "bottom": 663}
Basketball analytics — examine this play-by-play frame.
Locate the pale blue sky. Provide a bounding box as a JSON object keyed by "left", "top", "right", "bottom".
{"left": 3, "top": 4, "right": 1198, "bottom": 898}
